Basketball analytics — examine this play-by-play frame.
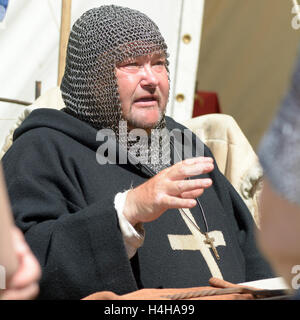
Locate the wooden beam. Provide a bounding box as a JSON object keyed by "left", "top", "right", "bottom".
{"left": 57, "top": 0, "right": 72, "bottom": 86}
{"left": 0, "top": 97, "right": 31, "bottom": 106}
{"left": 35, "top": 81, "right": 42, "bottom": 99}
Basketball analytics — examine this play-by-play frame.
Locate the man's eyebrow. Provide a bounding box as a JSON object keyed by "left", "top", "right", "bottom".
{"left": 116, "top": 53, "right": 166, "bottom": 66}
{"left": 154, "top": 56, "right": 166, "bottom": 60}
{"left": 116, "top": 58, "right": 137, "bottom": 66}
{"left": 151, "top": 52, "right": 166, "bottom": 58}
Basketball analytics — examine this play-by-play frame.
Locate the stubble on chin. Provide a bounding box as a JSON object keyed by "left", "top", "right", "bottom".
{"left": 123, "top": 107, "right": 165, "bottom": 131}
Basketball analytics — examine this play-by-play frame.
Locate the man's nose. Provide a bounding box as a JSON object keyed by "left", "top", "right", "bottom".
{"left": 140, "top": 65, "right": 159, "bottom": 88}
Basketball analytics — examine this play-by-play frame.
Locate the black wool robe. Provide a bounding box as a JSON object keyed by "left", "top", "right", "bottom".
{"left": 1, "top": 109, "right": 273, "bottom": 300}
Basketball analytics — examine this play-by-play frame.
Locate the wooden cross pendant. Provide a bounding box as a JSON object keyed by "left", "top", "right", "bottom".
{"left": 204, "top": 232, "right": 220, "bottom": 260}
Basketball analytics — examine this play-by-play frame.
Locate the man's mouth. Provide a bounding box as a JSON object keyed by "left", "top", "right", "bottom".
{"left": 133, "top": 95, "right": 159, "bottom": 107}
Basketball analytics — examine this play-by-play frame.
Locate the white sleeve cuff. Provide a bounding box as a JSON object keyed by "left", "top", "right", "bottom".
{"left": 114, "top": 190, "right": 145, "bottom": 259}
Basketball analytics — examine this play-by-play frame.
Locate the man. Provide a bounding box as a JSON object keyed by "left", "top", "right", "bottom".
{"left": 2, "top": 5, "right": 272, "bottom": 300}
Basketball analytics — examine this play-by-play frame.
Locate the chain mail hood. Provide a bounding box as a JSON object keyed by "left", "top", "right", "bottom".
{"left": 61, "top": 5, "right": 169, "bottom": 131}
{"left": 60, "top": 5, "right": 171, "bottom": 173}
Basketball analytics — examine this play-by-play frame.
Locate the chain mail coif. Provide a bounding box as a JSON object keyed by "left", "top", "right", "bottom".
{"left": 60, "top": 5, "right": 171, "bottom": 173}
{"left": 61, "top": 5, "right": 169, "bottom": 131}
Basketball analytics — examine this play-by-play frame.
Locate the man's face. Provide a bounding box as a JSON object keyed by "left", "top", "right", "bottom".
{"left": 116, "top": 53, "right": 169, "bottom": 131}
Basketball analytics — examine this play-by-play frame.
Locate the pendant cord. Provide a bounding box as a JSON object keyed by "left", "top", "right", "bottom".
{"left": 171, "top": 140, "right": 210, "bottom": 233}
{"left": 196, "top": 198, "right": 209, "bottom": 233}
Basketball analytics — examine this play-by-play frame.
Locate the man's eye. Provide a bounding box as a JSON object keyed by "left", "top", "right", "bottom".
{"left": 117, "top": 62, "right": 140, "bottom": 72}
{"left": 152, "top": 60, "right": 166, "bottom": 71}
{"left": 123, "top": 63, "right": 139, "bottom": 69}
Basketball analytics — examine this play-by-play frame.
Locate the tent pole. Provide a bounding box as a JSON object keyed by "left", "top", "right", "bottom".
{"left": 57, "top": 0, "right": 72, "bottom": 86}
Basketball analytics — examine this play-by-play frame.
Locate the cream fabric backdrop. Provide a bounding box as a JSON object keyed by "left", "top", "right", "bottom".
{"left": 197, "top": 0, "right": 300, "bottom": 149}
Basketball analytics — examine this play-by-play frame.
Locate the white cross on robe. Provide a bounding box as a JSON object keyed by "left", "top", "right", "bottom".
{"left": 167, "top": 208, "right": 226, "bottom": 279}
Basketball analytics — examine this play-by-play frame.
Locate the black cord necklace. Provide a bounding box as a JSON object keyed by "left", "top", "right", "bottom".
{"left": 172, "top": 141, "right": 220, "bottom": 260}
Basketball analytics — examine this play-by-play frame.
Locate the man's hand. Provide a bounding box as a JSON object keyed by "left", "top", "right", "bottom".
{"left": 124, "top": 157, "right": 214, "bottom": 226}
{"left": 0, "top": 227, "right": 41, "bottom": 300}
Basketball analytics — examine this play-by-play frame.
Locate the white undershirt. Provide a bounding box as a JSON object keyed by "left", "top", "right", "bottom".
{"left": 114, "top": 190, "right": 145, "bottom": 259}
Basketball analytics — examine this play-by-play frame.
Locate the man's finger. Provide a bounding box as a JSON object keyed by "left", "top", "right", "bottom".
{"left": 183, "top": 157, "right": 213, "bottom": 165}
{"left": 163, "top": 195, "right": 197, "bottom": 209}
{"left": 180, "top": 189, "right": 205, "bottom": 199}
{"left": 169, "top": 178, "right": 212, "bottom": 195}
{"left": 169, "top": 161, "right": 214, "bottom": 180}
